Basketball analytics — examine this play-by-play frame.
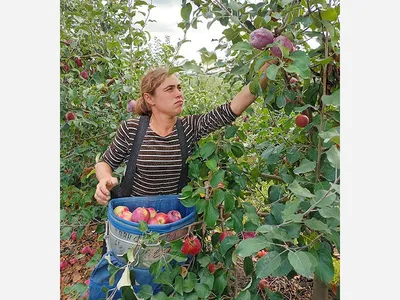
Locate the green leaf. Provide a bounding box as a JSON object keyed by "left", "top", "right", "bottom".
{"left": 288, "top": 180, "right": 314, "bottom": 198}
{"left": 236, "top": 290, "right": 251, "bottom": 300}
{"left": 304, "top": 218, "right": 331, "bottom": 234}
{"left": 231, "top": 41, "right": 253, "bottom": 51}
{"left": 200, "top": 142, "right": 216, "bottom": 159}
{"left": 183, "top": 272, "right": 197, "bottom": 293}
{"left": 200, "top": 268, "right": 214, "bottom": 289}
{"left": 212, "top": 189, "right": 225, "bottom": 206}
{"left": 224, "top": 193, "right": 235, "bottom": 212}
{"left": 325, "top": 145, "right": 340, "bottom": 169}
{"left": 321, "top": 7, "right": 338, "bottom": 21}
{"left": 182, "top": 61, "right": 202, "bottom": 73}
{"left": 288, "top": 251, "right": 314, "bottom": 278}
{"left": 210, "top": 170, "right": 225, "bottom": 188}
{"left": 138, "top": 221, "right": 148, "bottom": 233}
{"left": 174, "top": 276, "right": 184, "bottom": 295}
{"left": 206, "top": 159, "right": 218, "bottom": 171}
{"left": 282, "top": 198, "right": 302, "bottom": 219}
{"left": 213, "top": 272, "right": 227, "bottom": 295}
{"left": 117, "top": 266, "right": 131, "bottom": 289}
{"left": 266, "top": 64, "right": 279, "bottom": 80}
{"left": 225, "top": 126, "right": 239, "bottom": 139}
{"left": 220, "top": 235, "right": 240, "bottom": 256}
{"left": 286, "top": 147, "right": 303, "bottom": 163}
{"left": 266, "top": 290, "right": 283, "bottom": 300}
{"left": 311, "top": 190, "right": 337, "bottom": 208}
{"left": 205, "top": 202, "right": 219, "bottom": 227}
{"left": 237, "top": 236, "right": 271, "bottom": 257}
{"left": 152, "top": 292, "right": 169, "bottom": 300}
{"left": 319, "top": 127, "right": 340, "bottom": 143}
{"left": 293, "top": 159, "right": 316, "bottom": 175}
{"left": 243, "top": 256, "right": 254, "bottom": 276}
{"left": 276, "top": 95, "right": 286, "bottom": 108}
{"left": 136, "top": 285, "right": 153, "bottom": 299}
{"left": 271, "top": 253, "right": 293, "bottom": 276}
{"left": 314, "top": 244, "right": 334, "bottom": 284}
{"left": 319, "top": 207, "right": 340, "bottom": 220}
{"left": 255, "top": 251, "right": 282, "bottom": 278}
{"left": 322, "top": 89, "right": 340, "bottom": 106}
{"left": 231, "top": 143, "right": 244, "bottom": 158}
{"left": 181, "top": 3, "right": 192, "bottom": 22}
{"left": 195, "top": 282, "right": 211, "bottom": 299}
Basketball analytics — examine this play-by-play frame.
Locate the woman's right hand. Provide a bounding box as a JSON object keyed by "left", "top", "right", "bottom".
{"left": 94, "top": 177, "right": 118, "bottom": 206}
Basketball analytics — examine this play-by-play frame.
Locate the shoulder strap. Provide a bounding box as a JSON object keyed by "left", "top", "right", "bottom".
{"left": 176, "top": 118, "right": 189, "bottom": 193}
{"left": 119, "top": 115, "right": 150, "bottom": 197}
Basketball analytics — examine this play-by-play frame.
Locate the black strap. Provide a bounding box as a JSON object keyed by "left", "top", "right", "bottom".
{"left": 176, "top": 118, "right": 189, "bottom": 193}
{"left": 118, "top": 115, "right": 150, "bottom": 197}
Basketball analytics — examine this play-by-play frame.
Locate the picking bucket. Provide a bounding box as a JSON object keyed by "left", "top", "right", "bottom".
{"left": 102, "top": 194, "right": 196, "bottom": 295}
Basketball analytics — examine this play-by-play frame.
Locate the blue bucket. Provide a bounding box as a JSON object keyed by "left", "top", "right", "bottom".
{"left": 102, "top": 194, "right": 196, "bottom": 296}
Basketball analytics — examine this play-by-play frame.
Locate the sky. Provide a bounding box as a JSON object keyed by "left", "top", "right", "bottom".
{"left": 1, "top": 0, "right": 400, "bottom": 299}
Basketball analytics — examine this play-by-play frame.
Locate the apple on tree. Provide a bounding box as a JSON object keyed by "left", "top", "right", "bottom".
{"left": 219, "top": 231, "right": 233, "bottom": 242}
{"left": 295, "top": 114, "right": 309, "bottom": 128}
{"left": 181, "top": 236, "right": 202, "bottom": 256}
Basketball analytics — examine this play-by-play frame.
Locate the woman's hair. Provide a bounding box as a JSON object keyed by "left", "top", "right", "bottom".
{"left": 134, "top": 67, "right": 170, "bottom": 116}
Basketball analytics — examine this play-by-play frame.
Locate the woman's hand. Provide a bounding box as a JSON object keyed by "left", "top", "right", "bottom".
{"left": 94, "top": 177, "right": 118, "bottom": 205}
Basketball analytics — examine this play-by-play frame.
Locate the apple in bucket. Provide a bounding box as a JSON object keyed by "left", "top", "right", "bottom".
{"left": 167, "top": 210, "right": 182, "bottom": 223}
{"left": 131, "top": 207, "right": 150, "bottom": 223}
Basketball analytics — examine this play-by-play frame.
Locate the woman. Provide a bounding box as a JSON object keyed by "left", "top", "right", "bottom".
{"left": 94, "top": 62, "right": 274, "bottom": 205}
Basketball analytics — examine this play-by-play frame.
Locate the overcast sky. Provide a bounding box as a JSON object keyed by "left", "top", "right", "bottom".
{"left": 143, "top": 0, "right": 229, "bottom": 63}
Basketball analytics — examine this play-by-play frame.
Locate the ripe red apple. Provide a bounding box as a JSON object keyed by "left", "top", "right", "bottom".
{"left": 295, "top": 114, "right": 309, "bottom": 128}
{"left": 62, "top": 64, "right": 70, "bottom": 72}
{"left": 127, "top": 100, "right": 136, "bottom": 113}
{"left": 289, "top": 77, "right": 298, "bottom": 85}
{"left": 150, "top": 212, "right": 169, "bottom": 224}
{"left": 148, "top": 218, "right": 158, "bottom": 225}
{"left": 69, "top": 257, "right": 78, "bottom": 265}
{"left": 119, "top": 211, "right": 133, "bottom": 221}
{"left": 242, "top": 231, "right": 256, "bottom": 240}
{"left": 65, "top": 111, "right": 76, "bottom": 121}
{"left": 114, "top": 205, "right": 129, "bottom": 216}
{"left": 259, "top": 278, "right": 269, "bottom": 290}
{"left": 167, "top": 210, "right": 182, "bottom": 223}
{"left": 249, "top": 28, "right": 274, "bottom": 50}
{"left": 70, "top": 231, "right": 77, "bottom": 241}
{"left": 181, "top": 236, "right": 202, "bottom": 256}
{"left": 81, "top": 246, "right": 92, "bottom": 255}
{"left": 75, "top": 57, "right": 83, "bottom": 67}
{"left": 257, "top": 249, "right": 268, "bottom": 258}
{"left": 270, "top": 35, "right": 294, "bottom": 58}
{"left": 208, "top": 263, "right": 216, "bottom": 274}
{"left": 60, "top": 260, "right": 69, "bottom": 271}
{"left": 219, "top": 231, "right": 233, "bottom": 243}
{"left": 80, "top": 70, "right": 89, "bottom": 80}
{"left": 146, "top": 207, "right": 157, "bottom": 219}
{"left": 131, "top": 207, "right": 150, "bottom": 223}
{"left": 89, "top": 248, "right": 96, "bottom": 256}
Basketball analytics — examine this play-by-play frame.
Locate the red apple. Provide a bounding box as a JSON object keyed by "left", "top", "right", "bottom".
{"left": 146, "top": 207, "right": 157, "bottom": 219}
{"left": 167, "top": 210, "right": 182, "bottom": 223}
{"left": 60, "top": 260, "right": 69, "bottom": 271}
{"left": 127, "top": 100, "right": 136, "bottom": 113}
{"left": 270, "top": 35, "right": 294, "bottom": 58}
{"left": 257, "top": 249, "right": 268, "bottom": 258}
{"left": 259, "top": 278, "right": 269, "bottom": 290}
{"left": 65, "top": 111, "right": 76, "bottom": 121}
{"left": 289, "top": 77, "right": 298, "bottom": 85}
{"left": 242, "top": 231, "right": 256, "bottom": 240}
{"left": 80, "top": 70, "right": 89, "bottom": 80}
{"left": 113, "top": 205, "right": 129, "bottom": 216}
{"left": 75, "top": 57, "right": 83, "bottom": 67}
{"left": 81, "top": 246, "right": 92, "bottom": 255}
{"left": 84, "top": 279, "right": 90, "bottom": 285}
{"left": 208, "top": 263, "right": 216, "bottom": 274}
{"left": 219, "top": 231, "right": 233, "bottom": 243}
{"left": 62, "top": 64, "right": 70, "bottom": 72}
{"left": 131, "top": 207, "right": 150, "bottom": 223}
{"left": 70, "top": 231, "right": 77, "bottom": 241}
{"left": 181, "top": 236, "right": 202, "bottom": 256}
{"left": 69, "top": 257, "right": 78, "bottom": 265}
{"left": 119, "top": 211, "right": 132, "bottom": 221}
{"left": 89, "top": 248, "right": 96, "bottom": 256}
{"left": 249, "top": 28, "right": 274, "bottom": 50}
{"left": 150, "top": 212, "right": 168, "bottom": 224}
{"left": 295, "top": 114, "right": 309, "bottom": 128}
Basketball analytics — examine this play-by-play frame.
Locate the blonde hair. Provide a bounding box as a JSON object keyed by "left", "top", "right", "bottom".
{"left": 134, "top": 67, "right": 170, "bottom": 116}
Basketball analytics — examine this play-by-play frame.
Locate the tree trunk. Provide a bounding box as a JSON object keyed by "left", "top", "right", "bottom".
{"left": 311, "top": 277, "right": 329, "bottom": 300}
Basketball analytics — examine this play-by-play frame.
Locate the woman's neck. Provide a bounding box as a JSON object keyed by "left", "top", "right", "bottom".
{"left": 149, "top": 114, "right": 177, "bottom": 137}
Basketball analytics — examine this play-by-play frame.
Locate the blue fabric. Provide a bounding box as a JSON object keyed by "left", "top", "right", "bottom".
{"left": 89, "top": 251, "right": 162, "bottom": 299}
{"left": 107, "top": 194, "right": 196, "bottom": 235}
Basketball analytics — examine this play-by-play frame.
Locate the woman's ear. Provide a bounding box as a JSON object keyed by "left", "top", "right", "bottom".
{"left": 143, "top": 93, "right": 155, "bottom": 106}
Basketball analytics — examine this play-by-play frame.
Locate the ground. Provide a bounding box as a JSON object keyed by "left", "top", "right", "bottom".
{"left": 60, "top": 223, "right": 337, "bottom": 300}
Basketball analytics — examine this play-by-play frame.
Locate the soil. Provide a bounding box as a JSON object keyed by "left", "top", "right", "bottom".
{"left": 60, "top": 223, "right": 337, "bottom": 300}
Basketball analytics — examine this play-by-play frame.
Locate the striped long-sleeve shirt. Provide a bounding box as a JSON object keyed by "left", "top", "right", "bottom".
{"left": 101, "top": 102, "right": 238, "bottom": 196}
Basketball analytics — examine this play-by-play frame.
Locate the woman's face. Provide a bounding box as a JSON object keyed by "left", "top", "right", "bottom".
{"left": 144, "top": 74, "right": 184, "bottom": 117}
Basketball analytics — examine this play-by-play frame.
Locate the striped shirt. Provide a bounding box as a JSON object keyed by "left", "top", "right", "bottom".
{"left": 101, "top": 102, "right": 238, "bottom": 196}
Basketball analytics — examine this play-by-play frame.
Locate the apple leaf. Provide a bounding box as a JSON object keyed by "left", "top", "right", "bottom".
{"left": 255, "top": 251, "right": 282, "bottom": 278}
{"left": 195, "top": 283, "right": 212, "bottom": 299}
{"left": 236, "top": 236, "right": 271, "bottom": 257}
{"left": 213, "top": 272, "right": 227, "bottom": 295}
{"left": 325, "top": 145, "right": 340, "bottom": 169}
{"left": 318, "top": 207, "right": 340, "bottom": 220}
{"left": 224, "top": 192, "right": 235, "bottom": 212}
{"left": 136, "top": 285, "right": 153, "bottom": 299}
{"left": 183, "top": 272, "right": 197, "bottom": 293}
{"left": 210, "top": 169, "right": 225, "bottom": 188}
{"left": 304, "top": 218, "right": 331, "bottom": 234}
{"left": 220, "top": 235, "right": 240, "bottom": 256}
{"left": 288, "top": 251, "right": 314, "bottom": 278}
{"left": 181, "top": 3, "right": 192, "bottom": 22}
{"left": 231, "top": 41, "right": 253, "bottom": 51}
{"left": 200, "top": 142, "right": 216, "bottom": 159}
{"left": 205, "top": 202, "right": 219, "bottom": 227}
{"left": 266, "top": 64, "right": 280, "bottom": 80}
{"left": 288, "top": 180, "right": 314, "bottom": 198}
{"left": 321, "top": 7, "right": 338, "bottom": 21}
{"left": 311, "top": 190, "right": 337, "bottom": 208}
{"left": 236, "top": 290, "right": 251, "bottom": 300}
{"left": 293, "top": 159, "right": 316, "bottom": 175}
{"left": 225, "top": 125, "right": 239, "bottom": 139}
{"left": 205, "top": 159, "right": 218, "bottom": 171}
{"left": 322, "top": 89, "right": 340, "bottom": 106}
{"left": 313, "top": 243, "right": 334, "bottom": 284}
